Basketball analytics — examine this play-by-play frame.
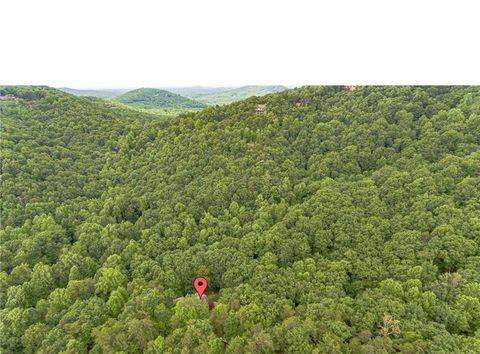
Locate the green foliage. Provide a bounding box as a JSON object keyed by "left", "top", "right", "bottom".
{"left": 114, "top": 87, "right": 207, "bottom": 109}
{"left": 1, "top": 85, "right": 480, "bottom": 353}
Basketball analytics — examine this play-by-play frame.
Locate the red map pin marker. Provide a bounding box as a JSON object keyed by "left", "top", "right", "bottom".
{"left": 193, "top": 277, "right": 208, "bottom": 298}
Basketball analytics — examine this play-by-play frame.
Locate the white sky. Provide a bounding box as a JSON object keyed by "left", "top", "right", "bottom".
{"left": 1, "top": 0, "right": 479, "bottom": 88}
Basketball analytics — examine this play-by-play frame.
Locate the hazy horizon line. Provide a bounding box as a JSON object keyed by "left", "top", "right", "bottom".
{"left": 55, "top": 84, "right": 298, "bottom": 90}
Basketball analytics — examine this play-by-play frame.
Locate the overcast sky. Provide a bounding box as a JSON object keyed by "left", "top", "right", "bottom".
{"left": 1, "top": 0, "right": 479, "bottom": 88}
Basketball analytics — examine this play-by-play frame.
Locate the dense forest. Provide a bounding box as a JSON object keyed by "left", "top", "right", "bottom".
{"left": 114, "top": 88, "right": 207, "bottom": 109}
{"left": 1, "top": 85, "right": 479, "bottom": 353}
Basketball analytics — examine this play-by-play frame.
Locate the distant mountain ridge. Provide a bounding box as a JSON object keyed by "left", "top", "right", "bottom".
{"left": 58, "top": 87, "right": 130, "bottom": 98}
{"left": 195, "top": 85, "right": 288, "bottom": 105}
{"left": 114, "top": 88, "right": 207, "bottom": 109}
{"left": 164, "top": 86, "right": 236, "bottom": 99}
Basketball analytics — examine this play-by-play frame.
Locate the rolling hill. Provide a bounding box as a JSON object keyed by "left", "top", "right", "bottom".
{"left": 114, "top": 87, "right": 207, "bottom": 109}
{"left": 58, "top": 86, "right": 290, "bottom": 107}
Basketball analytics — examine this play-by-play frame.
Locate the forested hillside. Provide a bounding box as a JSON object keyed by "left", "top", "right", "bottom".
{"left": 195, "top": 85, "right": 288, "bottom": 105}
{"left": 1, "top": 85, "right": 480, "bottom": 353}
{"left": 165, "top": 87, "right": 236, "bottom": 99}
{"left": 114, "top": 88, "right": 207, "bottom": 109}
